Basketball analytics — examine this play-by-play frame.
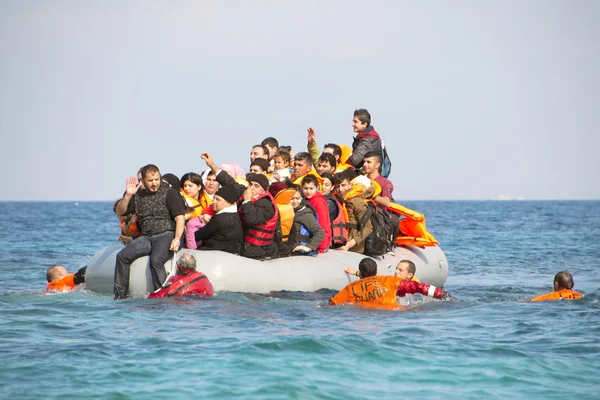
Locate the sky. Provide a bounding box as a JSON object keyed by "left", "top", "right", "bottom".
{"left": 0, "top": 1, "right": 598, "bottom": 201}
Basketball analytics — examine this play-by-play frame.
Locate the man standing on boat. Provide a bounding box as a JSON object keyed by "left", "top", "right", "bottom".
{"left": 113, "top": 164, "right": 185, "bottom": 300}
{"left": 347, "top": 109, "right": 383, "bottom": 169}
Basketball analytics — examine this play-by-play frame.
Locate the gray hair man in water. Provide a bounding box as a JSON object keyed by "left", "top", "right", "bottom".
{"left": 113, "top": 164, "right": 186, "bottom": 300}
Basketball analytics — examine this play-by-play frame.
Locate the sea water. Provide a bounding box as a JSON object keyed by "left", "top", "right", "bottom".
{"left": 0, "top": 201, "right": 599, "bottom": 399}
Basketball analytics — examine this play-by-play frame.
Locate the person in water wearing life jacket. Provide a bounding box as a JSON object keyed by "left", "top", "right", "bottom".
{"left": 531, "top": 271, "right": 584, "bottom": 302}
{"left": 113, "top": 199, "right": 141, "bottom": 244}
{"left": 344, "top": 259, "right": 452, "bottom": 300}
{"left": 113, "top": 164, "right": 186, "bottom": 300}
{"left": 338, "top": 175, "right": 375, "bottom": 254}
{"left": 46, "top": 265, "right": 87, "bottom": 292}
{"left": 180, "top": 172, "right": 205, "bottom": 221}
{"left": 201, "top": 152, "right": 280, "bottom": 260}
{"left": 301, "top": 175, "right": 332, "bottom": 253}
{"left": 292, "top": 152, "right": 322, "bottom": 186}
{"left": 147, "top": 253, "right": 214, "bottom": 299}
{"left": 269, "top": 151, "right": 292, "bottom": 183}
{"left": 249, "top": 158, "right": 270, "bottom": 175}
{"left": 329, "top": 258, "right": 402, "bottom": 309}
{"left": 288, "top": 184, "right": 324, "bottom": 255}
{"left": 347, "top": 109, "right": 383, "bottom": 169}
{"left": 192, "top": 185, "right": 244, "bottom": 254}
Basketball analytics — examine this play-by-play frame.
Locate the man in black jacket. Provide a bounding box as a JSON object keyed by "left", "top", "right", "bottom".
{"left": 194, "top": 185, "right": 243, "bottom": 254}
{"left": 201, "top": 153, "right": 280, "bottom": 260}
{"left": 113, "top": 164, "right": 185, "bottom": 299}
{"left": 347, "top": 109, "right": 383, "bottom": 169}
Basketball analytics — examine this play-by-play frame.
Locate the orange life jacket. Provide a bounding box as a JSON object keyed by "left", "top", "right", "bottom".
{"left": 330, "top": 198, "right": 348, "bottom": 245}
{"left": 330, "top": 276, "right": 403, "bottom": 309}
{"left": 120, "top": 214, "right": 141, "bottom": 238}
{"left": 181, "top": 190, "right": 204, "bottom": 220}
{"left": 240, "top": 192, "right": 279, "bottom": 246}
{"left": 274, "top": 188, "right": 296, "bottom": 243}
{"left": 199, "top": 191, "right": 213, "bottom": 210}
{"left": 531, "top": 289, "right": 584, "bottom": 302}
{"left": 46, "top": 274, "right": 77, "bottom": 292}
{"left": 386, "top": 202, "right": 439, "bottom": 247}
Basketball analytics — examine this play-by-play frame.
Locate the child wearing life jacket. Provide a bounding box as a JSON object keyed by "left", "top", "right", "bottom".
{"left": 343, "top": 259, "right": 453, "bottom": 301}
{"left": 531, "top": 271, "right": 583, "bottom": 302}
{"left": 46, "top": 265, "right": 87, "bottom": 292}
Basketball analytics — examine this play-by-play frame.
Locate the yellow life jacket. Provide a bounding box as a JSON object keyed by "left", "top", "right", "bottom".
{"left": 339, "top": 144, "right": 352, "bottom": 164}
{"left": 274, "top": 188, "right": 296, "bottom": 243}
{"left": 181, "top": 190, "right": 204, "bottom": 220}
{"left": 293, "top": 169, "right": 323, "bottom": 186}
{"left": 334, "top": 144, "right": 353, "bottom": 173}
{"left": 199, "top": 191, "right": 213, "bottom": 210}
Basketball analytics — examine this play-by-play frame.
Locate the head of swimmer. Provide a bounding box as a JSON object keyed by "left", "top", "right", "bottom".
{"left": 46, "top": 265, "right": 68, "bottom": 283}
{"left": 554, "top": 271, "right": 574, "bottom": 291}
{"left": 394, "top": 260, "right": 416, "bottom": 281}
{"left": 358, "top": 258, "right": 378, "bottom": 278}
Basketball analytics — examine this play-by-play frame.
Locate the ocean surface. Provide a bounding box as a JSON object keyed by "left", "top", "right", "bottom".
{"left": 1, "top": 200, "right": 599, "bottom": 399}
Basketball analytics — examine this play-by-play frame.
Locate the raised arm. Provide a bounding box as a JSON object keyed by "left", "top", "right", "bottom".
{"left": 115, "top": 176, "right": 141, "bottom": 216}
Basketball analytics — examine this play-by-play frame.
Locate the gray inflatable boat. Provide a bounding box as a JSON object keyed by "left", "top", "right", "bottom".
{"left": 85, "top": 244, "right": 448, "bottom": 298}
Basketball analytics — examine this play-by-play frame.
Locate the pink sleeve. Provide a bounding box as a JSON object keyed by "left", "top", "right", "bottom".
{"left": 185, "top": 218, "right": 206, "bottom": 249}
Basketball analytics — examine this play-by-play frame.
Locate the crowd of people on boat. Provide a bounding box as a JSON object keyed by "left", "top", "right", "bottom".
{"left": 45, "top": 108, "right": 585, "bottom": 307}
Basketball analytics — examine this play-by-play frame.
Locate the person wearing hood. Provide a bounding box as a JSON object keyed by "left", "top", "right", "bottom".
{"left": 192, "top": 184, "right": 243, "bottom": 254}
{"left": 347, "top": 109, "right": 383, "bottom": 169}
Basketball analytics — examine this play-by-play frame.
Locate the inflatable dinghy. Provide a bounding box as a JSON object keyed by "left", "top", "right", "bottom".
{"left": 85, "top": 244, "right": 448, "bottom": 298}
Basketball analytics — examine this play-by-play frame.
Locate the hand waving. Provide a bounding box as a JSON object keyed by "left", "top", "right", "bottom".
{"left": 125, "top": 176, "right": 141, "bottom": 196}
{"left": 307, "top": 127, "right": 316, "bottom": 144}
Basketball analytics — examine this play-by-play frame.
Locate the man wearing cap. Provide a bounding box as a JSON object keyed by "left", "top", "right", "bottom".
{"left": 202, "top": 153, "right": 280, "bottom": 260}
{"left": 193, "top": 184, "right": 244, "bottom": 254}
{"left": 249, "top": 158, "right": 270, "bottom": 175}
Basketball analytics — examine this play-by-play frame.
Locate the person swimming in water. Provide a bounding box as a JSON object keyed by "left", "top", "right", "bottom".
{"left": 46, "top": 265, "right": 87, "bottom": 292}
{"left": 148, "top": 253, "right": 214, "bottom": 299}
{"left": 531, "top": 271, "right": 583, "bottom": 302}
{"left": 343, "top": 259, "right": 453, "bottom": 301}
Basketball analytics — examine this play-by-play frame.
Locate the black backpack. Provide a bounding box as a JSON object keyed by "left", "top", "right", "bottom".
{"left": 358, "top": 203, "right": 395, "bottom": 256}
{"left": 381, "top": 139, "right": 392, "bottom": 178}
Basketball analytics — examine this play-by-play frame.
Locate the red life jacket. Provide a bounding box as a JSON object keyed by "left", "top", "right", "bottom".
{"left": 148, "top": 271, "right": 214, "bottom": 299}
{"left": 330, "top": 198, "right": 348, "bottom": 245}
{"left": 240, "top": 192, "right": 279, "bottom": 246}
